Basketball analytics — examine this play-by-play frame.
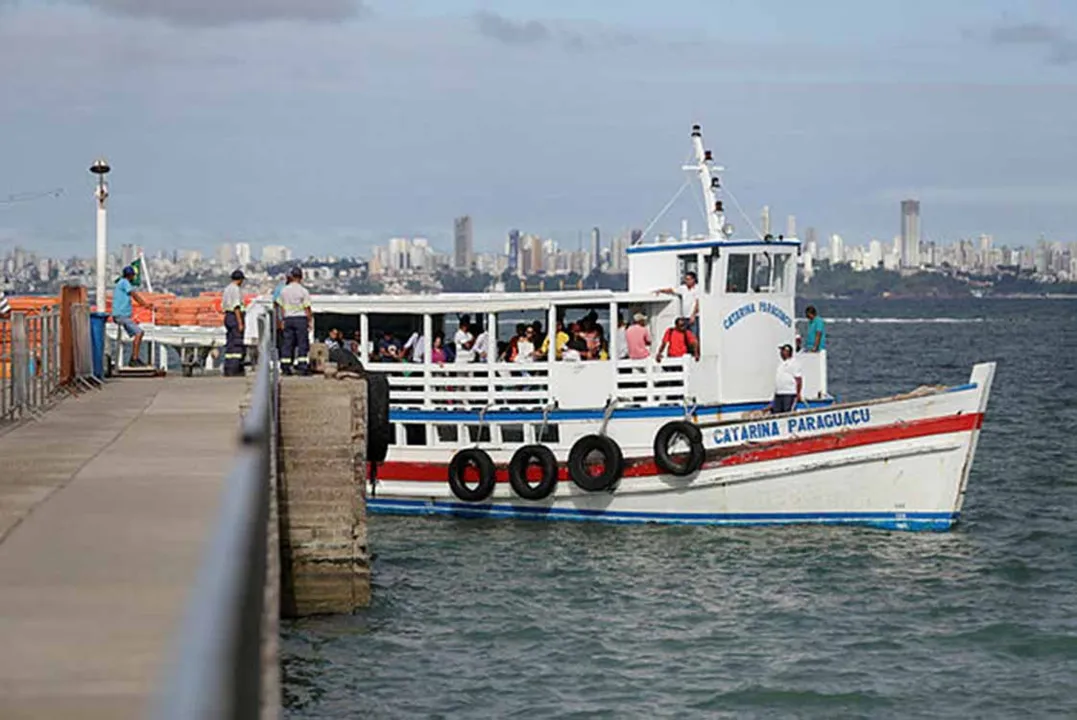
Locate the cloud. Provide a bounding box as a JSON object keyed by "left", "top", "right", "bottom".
{"left": 69, "top": 0, "right": 367, "bottom": 27}
{"left": 471, "top": 10, "right": 643, "bottom": 52}
{"left": 988, "top": 21, "right": 1077, "bottom": 66}
{"left": 473, "top": 10, "right": 551, "bottom": 46}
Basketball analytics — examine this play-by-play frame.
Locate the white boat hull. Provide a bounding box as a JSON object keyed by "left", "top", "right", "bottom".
{"left": 367, "top": 364, "right": 995, "bottom": 532}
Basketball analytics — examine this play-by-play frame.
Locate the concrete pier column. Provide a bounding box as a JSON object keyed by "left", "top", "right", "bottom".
{"left": 277, "top": 377, "right": 370, "bottom": 616}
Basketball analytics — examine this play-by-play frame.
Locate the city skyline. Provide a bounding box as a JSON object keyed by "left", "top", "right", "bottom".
{"left": 1, "top": 2, "right": 1075, "bottom": 257}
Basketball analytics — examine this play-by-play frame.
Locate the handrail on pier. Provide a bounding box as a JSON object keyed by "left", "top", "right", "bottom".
{"left": 155, "top": 320, "right": 278, "bottom": 720}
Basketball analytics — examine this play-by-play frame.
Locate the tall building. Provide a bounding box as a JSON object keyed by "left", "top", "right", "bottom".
{"left": 508, "top": 229, "right": 520, "bottom": 277}
{"left": 761, "top": 206, "right": 771, "bottom": 236}
{"left": 804, "top": 227, "right": 818, "bottom": 257}
{"left": 868, "top": 240, "right": 884, "bottom": 268}
{"left": 785, "top": 215, "right": 796, "bottom": 239}
{"left": 590, "top": 227, "right": 601, "bottom": 274}
{"left": 900, "top": 199, "right": 921, "bottom": 268}
{"left": 216, "top": 243, "right": 234, "bottom": 266}
{"left": 410, "top": 237, "right": 430, "bottom": 271}
{"left": 120, "top": 243, "right": 137, "bottom": 267}
{"left": 234, "top": 242, "right": 252, "bottom": 267}
{"left": 829, "top": 234, "right": 844, "bottom": 264}
{"left": 609, "top": 234, "right": 630, "bottom": 273}
{"left": 453, "top": 215, "right": 473, "bottom": 271}
{"left": 261, "top": 245, "right": 292, "bottom": 264}
{"left": 388, "top": 237, "right": 410, "bottom": 272}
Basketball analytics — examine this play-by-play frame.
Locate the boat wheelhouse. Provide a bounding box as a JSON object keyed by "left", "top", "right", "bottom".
{"left": 290, "top": 124, "right": 994, "bottom": 531}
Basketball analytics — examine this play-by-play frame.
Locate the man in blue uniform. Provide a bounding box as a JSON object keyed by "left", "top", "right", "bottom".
{"left": 276, "top": 267, "right": 313, "bottom": 375}
{"left": 222, "top": 269, "right": 246, "bottom": 376}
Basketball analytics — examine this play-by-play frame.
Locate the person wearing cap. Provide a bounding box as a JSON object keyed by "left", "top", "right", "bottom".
{"left": 276, "top": 267, "right": 313, "bottom": 375}
{"left": 625, "top": 312, "right": 652, "bottom": 360}
{"left": 221, "top": 269, "right": 246, "bottom": 376}
{"left": 771, "top": 343, "right": 803, "bottom": 413}
{"left": 113, "top": 265, "right": 153, "bottom": 366}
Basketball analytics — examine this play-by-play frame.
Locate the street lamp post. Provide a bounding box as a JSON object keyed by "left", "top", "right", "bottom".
{"left": 90, "top": 159, "right": 110, "bottom": 311}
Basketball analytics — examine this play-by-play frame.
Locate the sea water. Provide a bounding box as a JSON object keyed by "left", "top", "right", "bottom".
{"left": 283, "top": 297, "right": 1077, "bottom": 719}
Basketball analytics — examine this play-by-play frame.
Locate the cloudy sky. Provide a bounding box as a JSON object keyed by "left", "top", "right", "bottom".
{"left": 0, "top": 0, "right": 1074, "bottom": 257}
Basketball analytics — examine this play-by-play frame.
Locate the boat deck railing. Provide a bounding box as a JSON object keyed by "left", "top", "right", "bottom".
{"left": 365, "top": 356, "right": 691, "bottom": 410}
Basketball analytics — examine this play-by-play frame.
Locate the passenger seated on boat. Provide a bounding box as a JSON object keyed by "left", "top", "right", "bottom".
{"left": 538, "top": 319, "right": 569, "bottom": 360}
{"left": 328, "top": 339, "right": 363, "bottom": 373}
{"left": 325, "top": 328, "right": 342, "bottom": 352}
{"left": 403, "top": 331, "right": 424, "bottom": 362}
{"left": 655, "top": 316, "right": 699, "bottom": 363}
{"left": 472, "top": 324, "right": 490, "bottom": 362}
{"left": 377, "top": 330, "right": 401, "bottom": 362}
{"left": 562, "top": 335, "right": 586, "bottom": 361}
{"left": 530, "top": 320, "right": 545, "bottom": 349}
{"left": 625, "top": 313, "right": 652, "bottom": 360}
{"left": 430, "top": 333, "right": 447, "bottom": 364}
{"left": 453, "top": 317, "right": 475, "bottom": 363}
{"left": 615, "top": 315, "right": 629, "bottom": 359}
{"left": 579, "top": 314, "right": 603, "bottom": 360}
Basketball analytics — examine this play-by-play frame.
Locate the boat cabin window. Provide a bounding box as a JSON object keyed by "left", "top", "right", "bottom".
{"left": 467, "top": 425, "right": 492, "bottom": 443}
{"left": 751, "top": 252, "right": 773, "bottom": 292}
{"left": 534, "top": 424, "right": 559, "bottom": 444}
{"left": 726, "top": 254, "right": 750, "bottom": 293}
{"left": 404, "top": 424, "right": 427, "bottom": 446}
{"left": 771, "top": 253, "right": 792, "bottom": 294}
{"left": 500, "top": 424, "right": 525, "bottom": 444}
{"left": 436, "top": 424, "right": 459, "bottom": 443}
{"left": 387, "top": 423, "right": 398, "bottom": 445}
{"left": 677, "top": 254, "right": 699, "bottom": 282}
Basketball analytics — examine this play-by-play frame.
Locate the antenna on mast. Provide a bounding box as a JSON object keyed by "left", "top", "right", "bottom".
{"left": 683, "top": 124, "right": 733, "bottom": 241}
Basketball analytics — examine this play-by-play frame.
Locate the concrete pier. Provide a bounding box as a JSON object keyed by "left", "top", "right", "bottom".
{"left": 277, "top": 376, "right": 370, "bottom": 616}
{"left": 0, "top": 378, "right": 248, "bottom": 719}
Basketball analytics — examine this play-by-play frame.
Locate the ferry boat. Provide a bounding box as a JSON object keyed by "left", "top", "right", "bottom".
{"left": 306, "top": 124, "right": 995, "bottom": 531}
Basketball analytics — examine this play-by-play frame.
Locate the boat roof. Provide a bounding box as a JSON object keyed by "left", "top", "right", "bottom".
{"left": 307, "top": 290, "right": 674, "bottom": 315}
{"left": 626, "top": 238, "right": 801, "bottom": 255}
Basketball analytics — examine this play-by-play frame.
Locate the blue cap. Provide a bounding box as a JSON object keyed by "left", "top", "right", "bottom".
{"left": 122, "top": 265, "right": 135, "bottom": 277}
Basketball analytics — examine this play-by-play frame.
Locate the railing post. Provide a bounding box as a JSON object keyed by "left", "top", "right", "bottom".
{"left": 11, "top": 313, "right": 28, "bottom": 419}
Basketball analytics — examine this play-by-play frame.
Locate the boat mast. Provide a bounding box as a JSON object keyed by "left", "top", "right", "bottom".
{"left": 685, "top": 124, "right": 727, "bottom": 241}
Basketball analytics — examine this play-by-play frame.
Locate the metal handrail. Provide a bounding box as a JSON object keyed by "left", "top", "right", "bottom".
{"left": 155, "top": 321, "right": 278, "bottom": 720}
{"left": 1, "top": 307, "right": 64, "bottom": 425}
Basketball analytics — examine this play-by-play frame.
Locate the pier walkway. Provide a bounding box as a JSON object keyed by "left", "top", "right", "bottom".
{"left": 0, "top": 377, "right": 248, "bottom": 719}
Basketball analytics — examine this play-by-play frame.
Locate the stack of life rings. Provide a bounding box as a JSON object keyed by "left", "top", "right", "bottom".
{"left": 446, "top": 419, "right": 705, "bottom": 503}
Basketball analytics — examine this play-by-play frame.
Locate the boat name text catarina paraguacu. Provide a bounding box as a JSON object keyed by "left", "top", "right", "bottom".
{"left": 712, "top": 407, "right": 872, "bottom": 445}
{"left": 723, "top": 301, "right": 793, "bottom": 329}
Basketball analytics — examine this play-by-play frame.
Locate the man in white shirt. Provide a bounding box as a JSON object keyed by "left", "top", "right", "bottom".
{"left": 657, "top": 271, "right": 701, "bottom": 339}
{"left": 453, "top": 318, "right": 475, "bottom": 363}
{"left": 771, "top": 343, "right": 803, "bottom": 414}
{"left": 403, "top": 331, "right": 425, "bottom": 363}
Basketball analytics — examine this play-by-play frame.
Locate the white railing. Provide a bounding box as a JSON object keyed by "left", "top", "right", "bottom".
{"left": 365, "top": 357, "right": 692, "bottom": 410}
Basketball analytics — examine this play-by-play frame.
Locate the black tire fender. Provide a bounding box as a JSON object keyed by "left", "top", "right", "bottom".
{"left": 653, "top": 420, "right": 705, "bottom": 477}
{"left": 366, "top": 372, "right": 391, "bottom": 464}
{"left": 568, "top": 434, "right": 624, "bottom": 492}
{"left": 448, "top": 448, "right": 497, "bottom": 503}
{"left": 508, "top": 444, "right": 559, "bottom": 501}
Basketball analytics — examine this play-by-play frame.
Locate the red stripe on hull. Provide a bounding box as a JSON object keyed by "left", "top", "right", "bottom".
{"left": 371, "top": 412, "right": 984, "bottom": 483}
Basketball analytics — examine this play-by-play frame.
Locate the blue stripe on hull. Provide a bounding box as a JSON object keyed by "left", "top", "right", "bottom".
{"left": 367, "top": 498, "right": 957, "bottom": 532}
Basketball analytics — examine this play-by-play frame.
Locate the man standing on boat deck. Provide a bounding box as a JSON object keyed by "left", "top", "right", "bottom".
{"left": 804, "top": 305, "right": 826, "bottom": 353}
{"left": 657, "top": 271, "right": 701, "bottom": 339}
{"left": 276, "top": 267, "right": 313, "bottom": 376}
{"left": 453, "top": 317, "right": 475, "bottom": 363}
{"left": 771, "top": 344, "right": 803, "bottom": 413}
{"left": 221, "top": 269, "right": 246, "bottom": 377}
